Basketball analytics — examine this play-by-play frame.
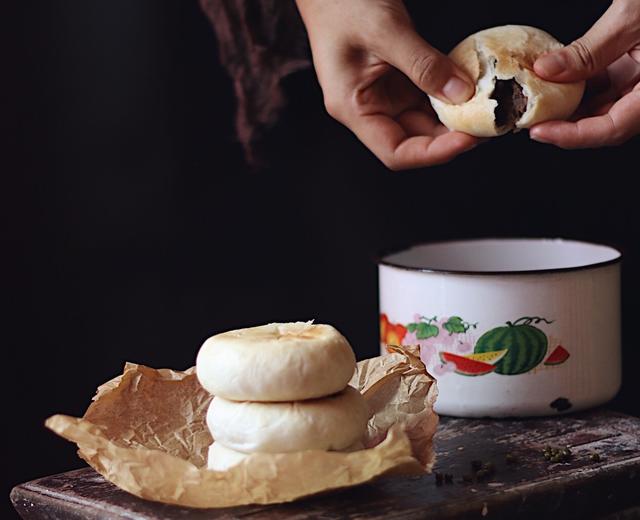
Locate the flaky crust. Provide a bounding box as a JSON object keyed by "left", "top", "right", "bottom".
{"left": 429, "top": 25, "right": 585, "bottom": 137}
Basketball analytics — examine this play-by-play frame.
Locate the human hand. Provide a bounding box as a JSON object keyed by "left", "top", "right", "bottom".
{"left": 295, "top": 0, "right": 478, "bottom": 170}
{"left": 531, "top": 0, "right": 640, "bottom": 148}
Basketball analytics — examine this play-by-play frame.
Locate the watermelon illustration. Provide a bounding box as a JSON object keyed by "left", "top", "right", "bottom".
{"left": 465, "top": 349, "right": 508, "bottom": 364}
{"left": 545, "top": 345, "right": 570, "bottom": 366}
{"left": 440, "top": 352, "right": 496, "bottom": 376}
{"left": 473, "top": 317, "right": 553, "bottom": 375}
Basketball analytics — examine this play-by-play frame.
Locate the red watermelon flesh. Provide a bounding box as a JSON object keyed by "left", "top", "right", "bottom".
{"left": 439, "top": 352, "right": 496, "bottom": 376}
{"left": 545, "top": 345, "right": 570, "bottom": 365}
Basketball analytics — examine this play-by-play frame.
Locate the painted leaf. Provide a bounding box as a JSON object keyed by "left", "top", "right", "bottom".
{"left": 416, "top": 322, "right": 439, "bottom": 339}
{"left": 406, "top": 323, "right": 418, "bottom": 333}
{"left": 444, "top": 316, "right": 466, "bottom": 334}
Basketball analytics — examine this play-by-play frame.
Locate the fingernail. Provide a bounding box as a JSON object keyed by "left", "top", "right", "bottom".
{"left": 530, "top": 129, "right": 550, "bottom": 143}
{"left": 536, "top": 52, "right": 566, "bottom": 77}
{"left": 442, "top": 77, "right": 473, "bottom": 104}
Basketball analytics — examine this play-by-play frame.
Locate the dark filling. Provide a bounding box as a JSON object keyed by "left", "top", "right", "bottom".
{"left": 490, "top": 79, "right": 528, "bottom": 130}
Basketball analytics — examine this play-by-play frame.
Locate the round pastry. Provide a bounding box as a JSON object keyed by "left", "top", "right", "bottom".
{"left": 206, "top": 385, "right": 370, "bottom": 453}
{"left": 206, "top": 439, "right": 365, "bottom": 472}
{"left": 207, "top": 442, "right": 248, "bottom": 471}
{"left": 429, "top": 25, "right": 585, "bottom": 137}
{"left": 196, "top": 322, "right": 356, "bottom": 402}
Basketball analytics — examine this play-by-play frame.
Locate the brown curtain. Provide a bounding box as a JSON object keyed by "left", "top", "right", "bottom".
{"left": 199, "top": 0, "right": 311, "bottom": 165}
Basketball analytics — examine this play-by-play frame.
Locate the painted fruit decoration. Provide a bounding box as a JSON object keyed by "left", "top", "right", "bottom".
{"left": 474, "top": 317, "right": 552, "bottom": 375}
{"left": 440, "top": 349, "right": 508, "bottom": 376}
{"left": 440, "top": 352, "right": 495, "bottom": 376}
{"left": 545, "top": 345, "right": 570, "bottom": 366}
{"left": 380, "top": 313, "right": 407, "bottom": 346}
{"left": 379, "top": 312, "right": 568, "bottom": 376}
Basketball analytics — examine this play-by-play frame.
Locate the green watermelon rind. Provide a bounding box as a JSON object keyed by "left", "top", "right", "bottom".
{"left": 474, "top": 324, "right": 548, "bottom": 375}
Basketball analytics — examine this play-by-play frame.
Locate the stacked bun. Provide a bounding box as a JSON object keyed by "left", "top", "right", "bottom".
{"left": 196, "top": 322, "right": 370, "bottom": 470}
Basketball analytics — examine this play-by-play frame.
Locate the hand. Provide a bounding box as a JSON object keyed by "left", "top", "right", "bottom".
{"left": 295, "top": 0, "right": 478, "bottom": 170}
{"left": 531, "top": 0, "right": 640, "bottom": 148}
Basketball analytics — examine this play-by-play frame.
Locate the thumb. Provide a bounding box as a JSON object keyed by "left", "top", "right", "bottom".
{"left": 535, "top": 0, "right": 640, "bottom": 82}
{"left": 379, "top": 28, "right": 474, "bottom": 104}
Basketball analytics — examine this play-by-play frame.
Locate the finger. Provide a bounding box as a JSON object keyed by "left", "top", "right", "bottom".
{"left": 392, "top": 132, "right": 479, "bottom": 169}
{"left": 606, "top": 53, "right": 640, "bottom": 92}
{"left": 585, "top": 70, "right": 612, "bottom": 97}
{"left": 576, "top": 56, "right": 640, "bottom": 116}
{"left": 397, "top": 110, "right": 490, "bottom": 145}
{"left": 574, "top": 99, "right": 616, "bottom": 119}
{"left": 376, "top": 26, "right": 474, "bottom": 104}
{"left": 530, "top": 89, "right": 640, "bottom": 148}
{"left": 395, "top": 110, "right": 450, "bottom": 137}
{"left": 530, "top": 117, "right": 616, "bottom": 148}
{"left": 353, "top": 68, "right": 429, "bottom": 117}
{"left": 352, "top": 113, "right": 478, "bottom": 170}
{"left": 534, "top": 0, "right": 640, "bottom": 82}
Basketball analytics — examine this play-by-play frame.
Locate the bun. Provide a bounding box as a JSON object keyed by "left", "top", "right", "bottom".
{"left": 196, "top": 322, "right": 356, "bottom": 402}
{"left": 429, "top": 25, "right": 585, "bottom": 137}
{"left": 207, "top": 442, "right": 248, "bottom": 471}
{"left": 206, "top": 385, "right": 370, "bottom": 453}
{"left": 206, "top": 439, "right": 365, "bottom": 471}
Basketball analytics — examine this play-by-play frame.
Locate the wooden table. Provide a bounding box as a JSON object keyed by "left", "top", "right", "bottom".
{"left": 11, "top": 409, "right": 640, "bottom": 519}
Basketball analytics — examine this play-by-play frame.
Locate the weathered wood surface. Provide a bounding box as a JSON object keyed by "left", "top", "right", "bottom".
{"left": 11, "top": 409, "right": 640, "bottom": 519}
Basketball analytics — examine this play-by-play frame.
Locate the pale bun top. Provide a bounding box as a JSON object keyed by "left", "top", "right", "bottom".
{"left": 429, "top": 25, "right": 585, "bottom": 137}
{"left": 196, "top": 322, "right": 356, "bottom": 402}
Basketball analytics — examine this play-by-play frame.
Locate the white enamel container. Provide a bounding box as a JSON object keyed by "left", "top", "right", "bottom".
{"left": 379, "top": 239, "right": 621, "bottom": 417}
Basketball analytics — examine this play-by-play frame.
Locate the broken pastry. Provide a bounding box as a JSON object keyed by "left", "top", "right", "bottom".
{"left": 429, "top": 25, "right": 585, "bottom": 137}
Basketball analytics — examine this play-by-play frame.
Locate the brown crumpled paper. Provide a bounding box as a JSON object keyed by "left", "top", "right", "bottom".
{"left": 46, "top": 344, "right": 438, "bottom": 508}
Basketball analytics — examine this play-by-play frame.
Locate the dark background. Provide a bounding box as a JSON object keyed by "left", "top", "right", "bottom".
{"left": 5, "top": 0, "right": 637, "bottom": 516}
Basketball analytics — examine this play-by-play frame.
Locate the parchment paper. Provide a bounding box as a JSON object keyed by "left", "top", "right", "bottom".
{"left": 46, "top": 344, "right": 438, "bottom": 508}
